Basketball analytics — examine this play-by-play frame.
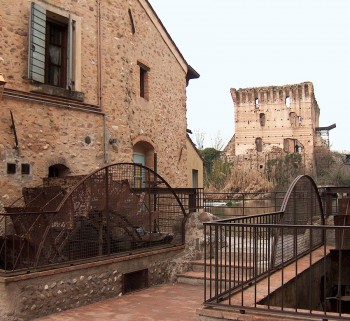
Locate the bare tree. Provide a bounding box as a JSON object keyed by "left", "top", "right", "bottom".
{"left": 194, "top": 129, "right": 205, "bottom": 150}
{"left": 211, "top": 131, "right": 225, "bottom": 151}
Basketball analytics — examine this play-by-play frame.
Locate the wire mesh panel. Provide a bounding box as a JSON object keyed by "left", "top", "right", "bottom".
{"left": 273, "top": 175, "right": 324, "bottom": 267}
{"left": 0, "top": 163, "right": 186, "bottom": 273}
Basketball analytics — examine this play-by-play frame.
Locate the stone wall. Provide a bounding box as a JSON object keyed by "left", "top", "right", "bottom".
{"left": 0, "top": 0, "right": 193, "bottom": 206}
{"left": 0, "top": 247, "right": 183, "bottom": 321}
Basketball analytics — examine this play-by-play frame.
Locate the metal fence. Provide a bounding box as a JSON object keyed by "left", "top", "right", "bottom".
{"left": 202, "top": 175, "right": 350, "bottom": 319}
{"left": 204, "top": 192, "right": 286, "bottom": 218}
{"left": 0, "top": 163, "right": 187, "bottom": 274}
{"left": 204, "top": 187, "right": 350, "bottom": 219}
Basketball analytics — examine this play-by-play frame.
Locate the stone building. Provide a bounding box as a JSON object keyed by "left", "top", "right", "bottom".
{"left": 186, "top": 134, "right": 204, "bottom": 188}
{"left": 225, "top": 82, "right": 332, "bottom": 173}
{"left": 0, "top": 0, "right": 199, "bottom": 205}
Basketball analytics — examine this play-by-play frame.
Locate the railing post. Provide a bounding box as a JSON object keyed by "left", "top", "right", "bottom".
{"left": 274, "top": 192, "right": 277, "bottom": 212}
{"left": 215, "top": 224, "right": 219, "bottom": 303}
{"left": 243, "top": 194, "right": 245, "bottom": 216}
{"left": 204, "top": 223, "right": 207, "bottom": 302}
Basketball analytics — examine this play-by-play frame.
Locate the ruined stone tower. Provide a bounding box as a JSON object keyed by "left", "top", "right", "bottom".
{"left": 226, "top": 82, "right": 321, "bottom": 172}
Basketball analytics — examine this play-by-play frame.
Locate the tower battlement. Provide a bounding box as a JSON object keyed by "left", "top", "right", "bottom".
{"left": 230, "top": 82, "right": 317, "bottom": 109}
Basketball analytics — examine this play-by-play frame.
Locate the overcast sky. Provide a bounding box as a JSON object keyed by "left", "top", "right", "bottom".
{"left": 149, "top": 0, "right": 350, "bottom": 152}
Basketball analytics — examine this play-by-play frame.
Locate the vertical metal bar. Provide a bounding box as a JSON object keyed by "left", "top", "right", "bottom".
{"left": 233, "top": 225, "right": 236, "bottom": 288}
{"left": 229, "top": 224, "right": 232, "bottom": 305}
{"left": 243, "top": 194, "right": 245, "bottom": 216}
{"left": 281, "top": 227, "right": 284, "bottom": 311}
{"left": 224, "top": 225, "right": 227, "bottom": 293}
{"left": 241, "top": 225, "right": 244, "bottom": 306}
{"left": 254, "top": 225, "right": 257, "bottom": 308}
{"left": 309, "top": 225, "right": 312, "bottom": 313}
{"left": 204, "top": 224, "right": 207, "bottom": 302}
{"left": 220, "top": 224, "right": 223, "bottom": 294}
{"left": 215, "top": 225, "right": 219, "bottom": 303}
{"left": 267, "top": 223, "right": 271, "bottom": 310}
{"left": 209, "top": 224, "right": 213, "bottom": 299}
{"left": 153, "top": 154, "right": 157, "bottom": 212}
{"left": 275, "top": 192, "right": 278, "bottom": 212}
{"left": 294, "top": 225, "right": 298, "bottom": 313}
{"left": 323, "top": 227, "right": 327, "bottom": 317}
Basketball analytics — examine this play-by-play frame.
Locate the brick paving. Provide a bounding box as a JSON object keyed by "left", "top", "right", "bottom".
{"left": 34, "top": 283, "right": 203, "bottom": 321}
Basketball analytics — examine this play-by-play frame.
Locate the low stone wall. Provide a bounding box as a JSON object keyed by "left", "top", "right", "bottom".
{"left": 0, "top": 247, "right": 184, "bottom": 321}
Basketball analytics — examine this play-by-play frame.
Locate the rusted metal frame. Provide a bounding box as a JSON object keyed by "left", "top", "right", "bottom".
{"left": 41, "top": 190, "right": 65, "bottom": 211}
{"left": 6, "top": 183, "right": 47, "bottom": 208}
{"left": 34, "top": 212, "right": 62, "bottom": 268}
{"left": 10, "top": 212, "right": 48, "bottom": 270}
{"left": 3, "top": 163, "right": 186, "bottom": 267}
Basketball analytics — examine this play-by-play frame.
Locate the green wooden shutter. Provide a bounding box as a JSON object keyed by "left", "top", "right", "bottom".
{"left": 28, "top": 2, "right": 46, "bottom": 83}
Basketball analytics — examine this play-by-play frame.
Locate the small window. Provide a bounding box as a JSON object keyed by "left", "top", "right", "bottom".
{"left": 289, "top": 112, "right": 297, "bottom": 127}
{"left": 255, "top": 137, "right": 262, "bottom": 152}
{"left": 138, "top": 62, "right": 150, "bottom": 99}
{"left": 192, "top": 169, "right": 198, "bottom": 188}
{"left": 45, "top": 19, "right": 68, "bottom": 87}
{"left": 259, "top": 113, "right": 266, "bottom": 127}
{"left": 285, "top": 96, "right": 291, "bottom": 108}
{"left": 7, "top": 163, "right": 16, "bottom": 174}
{"left": 21, "top": 164, "right": 30, "bottom": 175}
{"left": 255, "top": 98, "right": 259, "bottom": 109}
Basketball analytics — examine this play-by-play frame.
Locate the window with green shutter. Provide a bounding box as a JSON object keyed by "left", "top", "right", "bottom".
{"left": 28, "top": 2, "right": 74, "bottom": 90}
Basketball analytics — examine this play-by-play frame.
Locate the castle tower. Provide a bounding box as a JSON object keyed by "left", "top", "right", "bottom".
{"left": 228, "top": 82, "right": 320, "bottom": 172}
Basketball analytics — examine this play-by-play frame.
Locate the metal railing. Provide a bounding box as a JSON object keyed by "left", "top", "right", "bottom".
{"left": 204, "top": 221, "right": 350, "bottom": 319}
{"left": 204, "top": 192, "right": 286, "bottom": 218}
{"left": 174, "top": 188, "right": 204, "bottom": 214}
{"left": 202, "top": 175, "right": 350, "bottom": 319}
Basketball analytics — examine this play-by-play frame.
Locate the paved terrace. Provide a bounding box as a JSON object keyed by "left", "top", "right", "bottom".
{"left": 34, "top": 247, "right": 334, "bottom": 321}
{"left": 34, "top": 283, "right": 203, "bottom": 321}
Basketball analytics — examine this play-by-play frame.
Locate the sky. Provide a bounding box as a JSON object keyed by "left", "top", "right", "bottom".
{"left": 149, "top": 0, "right": 350, "bottom": 152}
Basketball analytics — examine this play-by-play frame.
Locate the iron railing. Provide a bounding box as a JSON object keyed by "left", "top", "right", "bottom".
{"left": 0, "top": 163, "right": 187, "bottom": 274}
{"left": 202, "top": 175, "right": 350, "bottom": 319}
{"left": 174, "top": 188, "right": 204, "bottom": 213}
{"left": 204, "top": 192, "right": 286, "bottom": 217}
{"left": 204, "top": 222, "right": 350, "bottom": 319}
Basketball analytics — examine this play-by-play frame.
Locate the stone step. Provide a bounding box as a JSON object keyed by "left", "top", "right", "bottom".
{"left": 191, "top": 259, "right": 254, "bottom": 274}
{"left": 177, "top": 271, "right": 250, "bottom": 286}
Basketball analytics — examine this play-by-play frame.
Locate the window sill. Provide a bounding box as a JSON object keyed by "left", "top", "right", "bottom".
{"left": 31, "top": 84, "right": 84, "bottom": 102}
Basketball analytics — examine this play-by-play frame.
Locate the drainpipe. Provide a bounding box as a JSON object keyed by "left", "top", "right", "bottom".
{"left": 97, "top": 0, "right": 107, "bottom": 163}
